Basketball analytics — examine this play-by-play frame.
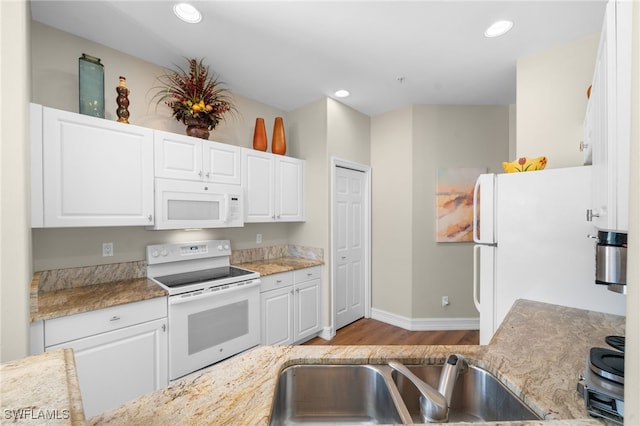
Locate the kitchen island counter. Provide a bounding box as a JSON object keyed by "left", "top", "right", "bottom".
{"left": 1, "top": 349, "right": 85, "bottom": 425}
{"left": 88, "top": 299, "right": 624, "bottom": 425}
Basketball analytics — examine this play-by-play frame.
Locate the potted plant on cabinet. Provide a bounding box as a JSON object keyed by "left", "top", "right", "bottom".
{"left": 152, "top": 58, "right": 236, "bottom": 139}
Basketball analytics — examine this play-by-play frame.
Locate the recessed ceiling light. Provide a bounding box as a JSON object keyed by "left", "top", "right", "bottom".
{"left": 484, "top": 20, "right": 513, "bottom": 38}
{"left": 334, "top": 89, "right": 350, "bottom": 98}
{"left": 173, "top": 3, "right": 202, "bottom": 24}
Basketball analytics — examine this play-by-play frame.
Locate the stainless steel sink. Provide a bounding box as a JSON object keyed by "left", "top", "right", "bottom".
{"left": 269, "top": 364, "right": 407, "bottom": 425}
{"left": 391, "top": 365, "right": 541, "bottom": 423}
{"left": 269, "top": 363, "right": 541, "bottom": 424}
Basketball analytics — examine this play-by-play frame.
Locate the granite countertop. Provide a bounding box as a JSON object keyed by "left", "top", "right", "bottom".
{"left": 88, "top": 299, "right": 625, "bottom": 425}
{"left": 31, "top": 273, "right": 167, "bottom": 322}
{"left": 30, "top": 255, "right": 320, "bottom": 322}
{"left": 0, "top": 349, "right": 84, "bottom": 425}
{"left": 235, "top": 256, "right": 324, "bottom": 276}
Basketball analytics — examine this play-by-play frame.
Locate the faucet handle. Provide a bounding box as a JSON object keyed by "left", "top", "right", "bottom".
{"left": 387, "top": 360, "right": 448, "bottom": 422}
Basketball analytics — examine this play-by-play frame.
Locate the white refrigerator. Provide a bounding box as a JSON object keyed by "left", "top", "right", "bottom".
{"left": 472, "top": 166, "right": 626, "bottom": 344}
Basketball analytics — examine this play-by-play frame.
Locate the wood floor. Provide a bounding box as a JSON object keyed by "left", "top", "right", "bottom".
{"left": 303, "top": 318, "right": 479, "bottom": 346}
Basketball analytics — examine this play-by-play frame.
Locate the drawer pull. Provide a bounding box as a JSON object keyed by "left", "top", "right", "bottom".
{"left": 307, "top": 273, "right": 312, "bottom": 277}
{"left": 110, "top": 315, "right": 121, "bottom": 322}
{"left": 276, "top": 280, "right": 282, "bottom": 284}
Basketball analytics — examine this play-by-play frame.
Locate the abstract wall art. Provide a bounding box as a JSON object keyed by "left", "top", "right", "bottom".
{"left": 435, "top": 167, "right": 486, "bottom": 242}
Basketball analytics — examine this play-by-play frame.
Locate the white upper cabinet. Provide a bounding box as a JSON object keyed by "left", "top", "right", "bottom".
{"left": 154, "top": 130, "right": 241, "bottom": 185}
{"left": 586, "top": 0, "right": 631, "bottom": 232}
{"left": 32, "top": 104, "right": 155, "bottom": 227}
{"left": 242, "top": 149, "right": 305, "bottom": 223}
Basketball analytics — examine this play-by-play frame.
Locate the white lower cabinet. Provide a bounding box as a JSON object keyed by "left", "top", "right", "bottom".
{"left": 261, "top": 285, "right": 295, "bottom": 345}
{"left": 44, "top": 298, "right": 168, "bottom": 418}
{"left": 260, "top": 267, "right": 321, "bottom": 345}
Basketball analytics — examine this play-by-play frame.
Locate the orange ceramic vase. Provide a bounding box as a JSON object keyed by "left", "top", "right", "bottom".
{"left": 272, "top": 117, "right": 286, "bottom": 155}
{"left": 253, "top": 117, "right": 267, "bottom": 151}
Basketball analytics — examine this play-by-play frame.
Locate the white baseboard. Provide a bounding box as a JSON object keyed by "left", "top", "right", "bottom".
{"left": 318, "top": 326, "right": 335, "bottom": 341}
{"left": 371, "top": 308, "right": 479, "bottom": 331}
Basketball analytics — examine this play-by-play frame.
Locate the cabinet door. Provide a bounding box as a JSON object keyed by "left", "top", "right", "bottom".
{"left": 203, "top": 141, "right": 241, "bottom": 184}
{"left": 261, "top": 286, "right": 294, "bottom": 345}
{"left": 588, "top": 0, "right": 632, "bottom": 231}
{"left": 242, "top": 149, "right": 275, "bottom": 222}
{"left": 42, "top": 107, "right": 154, "bottom": 227}
{"left": 154, "top": 130, "right": 203, "bottom": 181}
{"left": 46, "top": 318, "right": 168, "bottom": 418}
{"left": 590, "top": 4, "right": 612, "bottom": 229}
{"left": 294, "top": 279, "right": 321, "bottom": 342}
{"left": 276, "top": 156, "right": 305, "bottom": 222}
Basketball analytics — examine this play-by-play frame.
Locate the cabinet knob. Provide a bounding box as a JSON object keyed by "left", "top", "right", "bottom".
{"left": 110, "top": 315, "right": 121, "bottom": 322}
{"left": 198, "top": 170, "right": 203, "bottom": 178}
{"left": 276, "top": 280, "right": 282, "bottom": 284}
{"left": 148, "top": 214, "right": 153, "bottom": 222}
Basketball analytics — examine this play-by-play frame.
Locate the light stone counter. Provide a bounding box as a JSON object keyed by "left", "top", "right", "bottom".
{"left": 88, "top": 299, "right": 625, "bottom": 425}
{"left": 30, "top": 263, "right": 167, "bottom": 322}
{"left": 0, "top": 349, "right": 84, "bottom": 425}
{"left": 235, "top": 256, "right": 324, "bottom": 276}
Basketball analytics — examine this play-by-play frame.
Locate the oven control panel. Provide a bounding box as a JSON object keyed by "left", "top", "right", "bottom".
{"left": 146, "top": 240, "right": 231, "bottom": 264}
{"left": 180, "top": 244, "right": 208, "bottom": 256}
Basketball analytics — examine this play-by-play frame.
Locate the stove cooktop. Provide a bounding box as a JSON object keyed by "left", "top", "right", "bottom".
{"left": 153, "top": 266, "right": 255, "bottom": 289}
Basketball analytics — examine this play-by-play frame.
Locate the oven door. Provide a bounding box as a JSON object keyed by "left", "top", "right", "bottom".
{"left": 168, "top": 280, "right": 260, "bottom": 380}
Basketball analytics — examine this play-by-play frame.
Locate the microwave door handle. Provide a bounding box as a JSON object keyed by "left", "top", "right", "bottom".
{"left": 222, "top": 194, "right": 229, "bottom": 223}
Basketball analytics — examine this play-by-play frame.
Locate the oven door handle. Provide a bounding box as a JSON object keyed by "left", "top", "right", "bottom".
{"left": 169, "top": 279, "right": 261, "bottom": 305}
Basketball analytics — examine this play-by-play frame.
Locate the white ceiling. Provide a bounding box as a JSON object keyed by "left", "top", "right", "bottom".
{"left": 30, "top": 0, "right": 606, "bottom": 116}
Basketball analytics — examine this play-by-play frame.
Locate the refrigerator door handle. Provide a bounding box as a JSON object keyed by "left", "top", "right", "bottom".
{"left": 473, "top": 174, "right": 496, "bottom": 244}
{"left": 473, "top": 178, "right": 481, "bottom": 243}
{"left": 473, "top": 245, "right": 481, "bottom": 312}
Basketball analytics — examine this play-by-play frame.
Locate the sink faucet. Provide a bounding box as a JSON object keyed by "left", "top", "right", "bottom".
{"left": 388, "top": 354, "right": 467, "bottom": 423}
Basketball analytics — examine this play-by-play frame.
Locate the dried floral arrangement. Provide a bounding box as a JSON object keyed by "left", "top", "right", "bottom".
{"left": 152, "top": 58, "right": 236, "bottom": 131}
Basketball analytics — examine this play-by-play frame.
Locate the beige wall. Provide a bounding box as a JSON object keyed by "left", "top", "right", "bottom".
{"left": 412, "top": 105, "right": 509, "bottom": 318}
{"left": 287, "top": 98, "right": 330, "bottom": 323}
{"left": 370, "top": 105, "right": 509, "bottom": 320}
{"left": 326, "top": 98, "right": 371, "bottom": 166}
{"left": 516, "top": 33, "right": 600, "bottom": 169}
{"left": 370, "top": 107, "right": 414, "bottom": 317}
{"left": 0, "top": 0, "right": 31, "bottom": 362}
{"left": 287, "top": 97, "right": 371, "bottom": 330}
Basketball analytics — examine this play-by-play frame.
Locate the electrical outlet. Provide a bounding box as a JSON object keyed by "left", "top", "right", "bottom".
{"left": 256, "top": 233, "right": 262, "bottom": 244}
{"left": 102, "top": 242, "right": 114, "bottom": 257}
{"left": 442, "top": 296, "right": 449, "bottom": 307}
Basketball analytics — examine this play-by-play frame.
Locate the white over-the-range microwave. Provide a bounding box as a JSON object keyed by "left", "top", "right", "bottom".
{"left": 148, "top": 178, "right": 243, "bottom": 230}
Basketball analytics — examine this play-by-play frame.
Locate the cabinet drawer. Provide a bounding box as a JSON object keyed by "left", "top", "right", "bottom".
{"left": 45, "top": 297, "right": 167, "bottom": 347}
{"left": 294, "top": 266, "right": 322, "bottom": 283}
{"left": 260, "top": 272, "right": 293, "bottom": 293}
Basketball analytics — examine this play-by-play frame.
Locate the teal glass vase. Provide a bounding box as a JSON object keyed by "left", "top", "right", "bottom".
{"left": 79, "top": 53, "right": 105, "bottom": 118}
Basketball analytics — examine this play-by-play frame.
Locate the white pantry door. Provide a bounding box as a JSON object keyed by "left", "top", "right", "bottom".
{"left": 334, "top": 166, "right": 366, "bottom": 329}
